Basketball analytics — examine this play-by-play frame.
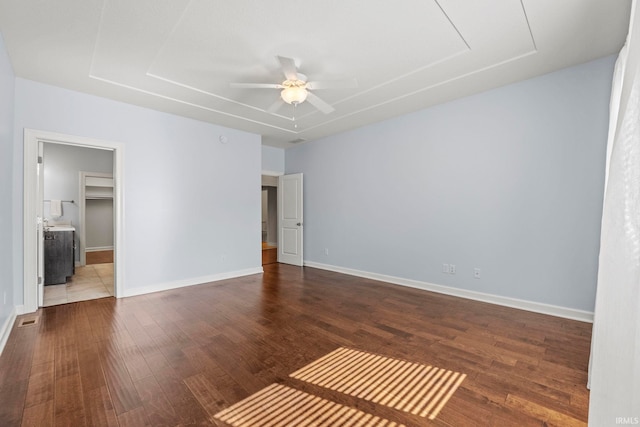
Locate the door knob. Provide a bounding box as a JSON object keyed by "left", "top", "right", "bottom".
{"left": 297, "top": 222, "right": 303, "bottom": 226}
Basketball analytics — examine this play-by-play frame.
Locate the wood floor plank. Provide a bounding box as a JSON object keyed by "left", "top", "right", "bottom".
{"left": 83, "top": 386, "right": 118, "bottom": 427}
{"left": 202, "top": 335, "right": 270, "bottom": 394}
{"left": 31, "top": 332, "right": 55, "bottom": 366}
{"left": 492, "top": 359, "right": 589, "bottom": 408}
{"left": 0, "top": 326, "right": 37, "bottom": 385}
{"left": 141, "top": 349, "right": 170, "bottom": 373}
{"left": 86, "top": 250, "right": 114, "bottom": 265}
{"left": 0, "top": 380, "right": 28, "bottom": 427}
{"left": 116, "top": 407, "right": 151, "bottom": 427}
{"left": 0, "top": 326, "right": 36, "bottom": 427}
{"left": 505, "top": 393, "right": 586, "bottom": 426}
{"left": 184, "top": 373, "right": 230, "bottom": 420}
{"left": 133, "top": 375, "right": 180, "bottom": 426}
{"left": 0, "top": 263, "right": 593, "bottom": 426}
{"left": 24, "top": 361, "right": 55, "bottom": 408}
{"left": 54, "top": 373, "right": 86, "bottom": 426}
{"left": 433, "top": 387, "right": 493, "bottom": 426}
{"left": 154, "top": 366, "right": 212, "bottom": 425}
{"left": 119, "top": 345, "right": 153, "bottom": 382}
{"left": 97, "top": 340, "right": 142, "bottom": 415}
{"left": 77, "top": 344, "right": 107, "bottom": 393}
{"left": 21, "top": 399, "right": 54, "bottom": 427}
{"left": 156, "top": 340, "right": 199, "bottom": 380}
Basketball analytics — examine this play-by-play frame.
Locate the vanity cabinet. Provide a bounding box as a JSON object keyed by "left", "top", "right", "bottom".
{"left": 44, "top": 230, "right": 75, "bottom": 285}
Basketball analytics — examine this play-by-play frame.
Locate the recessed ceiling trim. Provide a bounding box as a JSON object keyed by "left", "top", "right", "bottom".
{"left": 147, "top": 71, "right": 293, "bottom": 120}
{"left": 87, "top": 0, "right": 110, "bottom": 79}
{"left": 435, "top": 0, "right": 471, "bottom": 49}
{"left": 88, "top": 73, "right": 299, "bottom": 134}
{"left": 293, "top": 0, "right": 538, "bottom": 123}
{"left": 519, "top": 0, "right": 538, "bottom": 50}
{"left": 144, "top": 47, "right": 472, "bottom": 129}
{"left": 91, "top": 45, "right": 536, "bottom": 138}
{"left": 301, "top": 49, "right": 538, "bottom": 134}
{"left": 295, "top": 49, "right": 470, "bottom": 122}
{"left": 137, "top": 0, "right": 472, "bottom": 126}
{"left": 146, "top": 0, "right": 194, "bottom": 76}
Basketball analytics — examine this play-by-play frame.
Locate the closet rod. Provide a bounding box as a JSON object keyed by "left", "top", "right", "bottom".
{"left": 44, "top": 199, "right": 75, "bottom": 203}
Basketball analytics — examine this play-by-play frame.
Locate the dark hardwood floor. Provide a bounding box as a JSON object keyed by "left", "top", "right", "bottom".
{"left": 0, "top": 263, "right": 592, "bottom": 426}
{"left": 86, "top": 250, "right": 114, "bottom": 265}
{"left": 261, "top": 243, "right": 277, "bottom": 266}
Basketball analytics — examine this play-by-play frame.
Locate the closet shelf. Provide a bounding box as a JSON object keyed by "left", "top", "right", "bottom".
{"left": 86, "top": 196, "right": 113, "bottom": 200}
{"left": 85, "top": 184, "right": 113, "bottom": 199}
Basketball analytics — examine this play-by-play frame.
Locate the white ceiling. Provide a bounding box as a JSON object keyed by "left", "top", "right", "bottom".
{"left": 0, "top": 0, "right": 631, "bottom": 148}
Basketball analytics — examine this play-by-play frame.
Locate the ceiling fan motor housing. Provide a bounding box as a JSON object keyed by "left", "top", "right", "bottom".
{"left": 281, "top": 79, "right": 308, "bottom": 104}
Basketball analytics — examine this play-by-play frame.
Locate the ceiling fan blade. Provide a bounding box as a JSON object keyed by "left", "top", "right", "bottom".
{"left": 306, "top": 92, "right": 335, "bottom": 114}
{"left": 230, "top": 82, "right": 282, "bottom": 89}
{"left": 267, "top": 98, "right": 285, "bottom": 113}
{"left": 277, "top": 56, "right": 299, "bottom": 81}
{"left": 306, "top": 78, "right": 358, "bottom": 90}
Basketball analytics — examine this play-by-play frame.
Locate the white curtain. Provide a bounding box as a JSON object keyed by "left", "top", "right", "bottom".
{"left": 588, "top": 0, "right": 640, "bottom": 423}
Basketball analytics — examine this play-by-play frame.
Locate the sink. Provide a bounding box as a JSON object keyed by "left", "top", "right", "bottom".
{"left": 44, "top": 225, "right": 75, "bottom": 232}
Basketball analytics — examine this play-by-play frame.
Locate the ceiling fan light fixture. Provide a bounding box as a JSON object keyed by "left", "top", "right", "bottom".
{"left": 281, "top": 81, "right": 308, "bottom": 105}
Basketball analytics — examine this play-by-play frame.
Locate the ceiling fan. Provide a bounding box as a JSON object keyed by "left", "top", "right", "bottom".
{"left": 231, "top": 56, "right": 357, "bottom": 115}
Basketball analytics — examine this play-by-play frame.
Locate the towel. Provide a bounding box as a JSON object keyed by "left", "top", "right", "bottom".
{"left": 50, "top": 200, "right": 62, "bottom": 218}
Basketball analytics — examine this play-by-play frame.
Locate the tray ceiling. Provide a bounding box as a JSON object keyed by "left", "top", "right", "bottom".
{"left": 0, "top": 0, "right": 631, "bottom": 147}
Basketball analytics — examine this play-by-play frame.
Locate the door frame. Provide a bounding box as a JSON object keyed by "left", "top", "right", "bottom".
{"left": 23, "top": 129, "right": 125, "bottom": 313}
{"left": 36, "top": 141, "right": 44, "bottom": 307}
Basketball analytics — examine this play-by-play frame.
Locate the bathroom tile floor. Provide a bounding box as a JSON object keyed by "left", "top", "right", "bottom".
{"left": 43, "top": 262, "right": 114, "bottom": 307}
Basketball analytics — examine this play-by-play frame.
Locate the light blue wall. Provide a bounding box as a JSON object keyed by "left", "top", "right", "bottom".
{"left": 13, "top": 78, "right": 262, "bottom": 298}
{"left": 0, "top": 33, "right": 15, "bottom": 334}
{"left": 262, "top": 145, "right": 285, "bottom": 174}
{"left": 286, "top": 56, "right": 615, "bottom": 312}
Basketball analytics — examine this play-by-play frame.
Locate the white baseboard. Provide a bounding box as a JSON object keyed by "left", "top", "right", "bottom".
{"left": 86, "top": 246, "right": 114, "bottom": 252}
{"left": 0, "top": 307, "right": 18, "bottom": 356}
{"left": 304, "top": 261, "right": 594, "bottom": 323}
{"left": 122, "top": 267, "right": 264, "bottom": 298}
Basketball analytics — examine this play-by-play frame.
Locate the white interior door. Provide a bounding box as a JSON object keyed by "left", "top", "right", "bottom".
{"left": 36, "top": 141, "right": 44, "bottom": 307}
{"left": 278, "top": 173, "right": 303, "bottom": 266}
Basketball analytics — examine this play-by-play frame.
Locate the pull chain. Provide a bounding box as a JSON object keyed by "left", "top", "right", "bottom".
{"left": 293, "top": 103, "right": 298, "bottom": 129}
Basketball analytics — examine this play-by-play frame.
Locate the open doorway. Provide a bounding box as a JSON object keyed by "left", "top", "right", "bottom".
{"left": 41, "top": 144, "right": 114, "bottom": 306}
{"left": 23, "top": 129, "right": 124, "bottom": 314}
{"left": 261, "top": 175, "right": 278, "bottom": 265}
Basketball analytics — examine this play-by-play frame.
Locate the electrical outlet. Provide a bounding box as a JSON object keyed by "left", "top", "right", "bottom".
{"left": 474, "top": 268, "right": 481, "bottom": 279}
{"left": 449, "top": 264, "right": 456, "bottom": 274}
{"left": 442, "top": 263, "right": 449, "bottom": 273}
{"left": 324, "top": 248, "right": 329, "bottom": 256}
